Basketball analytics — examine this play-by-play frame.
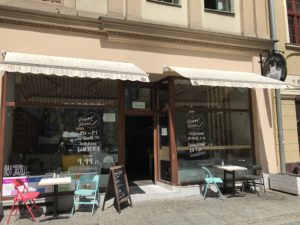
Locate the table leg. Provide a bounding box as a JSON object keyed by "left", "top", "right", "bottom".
{"left": 224, "top": 171, "right": 227, "bottom": 193}
{"left": 53, "top": 185, "right": 58, "bottom": 217}
{"left": 232, "top": 172, "right": 236, "bottom": 195}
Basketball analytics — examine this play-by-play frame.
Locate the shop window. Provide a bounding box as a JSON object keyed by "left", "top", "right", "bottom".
{"left": 2, "top": 73, "right": 119, "bottom": 196}
{"left": 7, "top": 73, "right": 118, "bottom": 107}
{"left": 174, "top": 79, "right": 252, "bottom": 185}
{"left": 125, "top": 86, "right": 152, "bottom": 110}
{"left": 287, "top": 0, "right": 300, "bottom": 44}
{"left": 174, "top": 79, "right": 248, "bottom": 110}
{"left": 204, "top": 0, "right": 233, "bottom": 13}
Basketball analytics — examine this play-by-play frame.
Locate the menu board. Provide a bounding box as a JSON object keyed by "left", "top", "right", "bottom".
{"left": 63, "top": 111, "right": 103, "bottom": 154}
{"left": 102, "top": 166, "right": 132, "bottom": 213}
{"left": 186, "top": 112, "right": 207, "bottom": 157}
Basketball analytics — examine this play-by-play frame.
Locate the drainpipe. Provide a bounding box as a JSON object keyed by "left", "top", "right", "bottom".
{"left": 268, "top": 0, "right": 286, "bottom": 173}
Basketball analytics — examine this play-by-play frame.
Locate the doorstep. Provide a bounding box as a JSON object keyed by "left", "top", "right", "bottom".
{"left": 122, "top": 180, "right": 202, "bottom": 202}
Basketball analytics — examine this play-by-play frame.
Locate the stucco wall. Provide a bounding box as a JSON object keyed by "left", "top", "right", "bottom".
{"left": 141, "top": 1, "right": 188, "bottom": 27}
{"left": 274, "top": 0, "right": 300, "bottom": 165}
{"left": 76, "top": 0, "right": 107, "bottom": 15}
{"left": 201, "top": 0, "right": 241, "bottom": 35}
{"left": 0, "top": 26, "right": 254, "bottom": 74}
{"left": 281, "top": 99, "right": 300, "bottom": 163}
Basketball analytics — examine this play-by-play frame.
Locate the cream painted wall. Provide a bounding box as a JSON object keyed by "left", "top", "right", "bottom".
{"left": 250, "top": 56, "right": 278, "bottom": 173}
{"left": 201, "top": 0, "right": 241, "bottom": 35}
{"left": 274, "top": 0, "right": 300, "bottom": 166}
{"left": 141, "top": 0, "right": 188, "bottom": 27}
{"left": 281, "top": 100, "right": 300, "bottom": 163}
{"left": 0, "top": 27, "right": 254, "bottom": 75}
{"left": 76, "top": 0, "right": 107, "bottom": 15}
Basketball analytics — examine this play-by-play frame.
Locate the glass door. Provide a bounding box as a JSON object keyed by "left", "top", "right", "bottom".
{"left": 157, "top": 79, "right": 171, "bottom": 182}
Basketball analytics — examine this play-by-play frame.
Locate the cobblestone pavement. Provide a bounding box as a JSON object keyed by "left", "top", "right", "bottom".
{"left": 2, "top": 191, "right": 300, "bottom": 225}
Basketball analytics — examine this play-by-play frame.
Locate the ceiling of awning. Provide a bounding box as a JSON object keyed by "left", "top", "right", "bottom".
{"left": 163, "top": 66, "right": 293, "bottom": 89}
{"left": 0, "top": 52, "right": 149, "bottom": 82}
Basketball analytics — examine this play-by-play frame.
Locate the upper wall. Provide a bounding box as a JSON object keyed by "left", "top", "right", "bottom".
{"left": 141, "top": 0, "right": 188, "bottom": 27}
{"left": 201, "top": 0, "right": 241, "bottom": 35}
{"left": 0, "top": 0, "right": 270, "bottom": 39}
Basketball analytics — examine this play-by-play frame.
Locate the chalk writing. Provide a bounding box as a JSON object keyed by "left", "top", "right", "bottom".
{"left": 186, "top": 112, "right": 207, "bottom": 156}
{"left": 4, "top": 164, "right": 29, "bottom": 177}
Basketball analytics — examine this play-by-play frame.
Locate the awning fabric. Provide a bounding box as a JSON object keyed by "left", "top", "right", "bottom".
{"left": 0, "top": 52, "right": 149, "bottom": 82}
{"left": 164, "top": 66, "right": 292, "bottom": 89}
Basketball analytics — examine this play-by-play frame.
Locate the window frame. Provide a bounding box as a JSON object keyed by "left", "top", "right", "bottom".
{"left": 146, "top": 0, "right": 181, "bottom": 7}
{"left": 287, "top": 0, "right": 300, "bottom": 45}
{"left": 204, "top": 0, "right": 234, "bottom": 14}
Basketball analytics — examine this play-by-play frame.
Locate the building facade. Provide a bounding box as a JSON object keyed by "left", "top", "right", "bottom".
{"left": 274, "top": 0, "right": 300, "bottom": 173}
{"left": 0, "top": 0, "right": 288, "bottom": 198}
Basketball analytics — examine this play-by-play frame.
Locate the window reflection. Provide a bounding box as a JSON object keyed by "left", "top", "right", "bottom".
{"left": 174, "top": 81, "right": 252, "bottom": 184}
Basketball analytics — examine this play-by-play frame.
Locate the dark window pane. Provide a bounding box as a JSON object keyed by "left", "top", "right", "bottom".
{"left": 287, "top": 0, "right": 293, "bottom": 11}
{"left": 125, "top": 87, "right": 152, "bottom": 110}
{"left": 174, "top": 80, "right": 249, "bottom": 110}
{"left": 289, "top": 16, "right": 295, "bottom": 25}
{"left": 297, "top": 0, "right": 300, "bottom": 12}
{"left": 205, "top": 0, "right": 231, "bottom": 12}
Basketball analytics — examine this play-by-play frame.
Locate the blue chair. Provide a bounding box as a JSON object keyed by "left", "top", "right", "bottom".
{"left": 72, "top": 174, "right": 100, "bottom": 215}
{"left": 202, "top": 166, "right": 225, "bottom": 200}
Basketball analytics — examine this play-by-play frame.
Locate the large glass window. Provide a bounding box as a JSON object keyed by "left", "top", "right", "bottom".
{"left": 174, "top": 79, "right": 248, "bottom": 110}
{"left": 287, "top": 0, "right": 300, "bottom": 44}
{"left": 2, "top": 73, "right": 119, "bottom": 196}
{"left": 174, "top": 80, "right": 252, "bottom": 184}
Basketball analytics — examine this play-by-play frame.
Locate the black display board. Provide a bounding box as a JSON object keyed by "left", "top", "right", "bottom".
{"left": 102, "top": 165, "right": 132, "bottom": 213}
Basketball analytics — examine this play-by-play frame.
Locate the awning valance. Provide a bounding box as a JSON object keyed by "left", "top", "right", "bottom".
{"left": 163, "top": 66, "right": 292, "bottom": 89}
{"left": 0, "top": 52, "right": 149, "bottom": 82}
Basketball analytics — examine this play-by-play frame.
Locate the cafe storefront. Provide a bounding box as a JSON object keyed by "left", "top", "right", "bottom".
{"left": 0, "top": 52, "right": 290, "bottom": 198}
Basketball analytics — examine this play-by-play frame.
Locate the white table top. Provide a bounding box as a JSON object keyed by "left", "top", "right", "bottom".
{"left": 38, "top": 177, "right": 72, "bottom": 186}
{"left": 214, "top": 165, "right": 247, "bottom": 172}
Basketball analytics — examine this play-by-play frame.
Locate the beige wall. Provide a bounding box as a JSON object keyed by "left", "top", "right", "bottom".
{"left": 141, "top": 0, "right": 188, "bottom": 27}
{"left": 281, "top": 100, "right": 300, "bottom": 163}
{"left": 0, "top": 26, "right": 255, "bottom": 75}
{"left": 76, "top": 0, "right": 107, "bottom": 16}
{"left": 201, "top": 0, "right": 241, "bottom": 35}
{"left": 275, "top": 0, "right": 300, "bottom": 165}
{"left": 0, "top": 0, "right": 271, "bottom": 38}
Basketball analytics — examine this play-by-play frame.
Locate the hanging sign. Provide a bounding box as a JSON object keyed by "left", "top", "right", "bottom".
{"left": 102, "top": 165, "right": 132, "bottom": 213}
{"left": 262, "top": 51, "right": 287, "bottom": 81}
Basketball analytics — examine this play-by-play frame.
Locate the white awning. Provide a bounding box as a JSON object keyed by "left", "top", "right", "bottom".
{"left": 0, "top": 52, "right": 149, "bottom": 82}
{"left": 163, "top": 66, "right": 292, "bottom": 89}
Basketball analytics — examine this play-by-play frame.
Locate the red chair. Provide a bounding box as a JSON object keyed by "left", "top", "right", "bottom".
{"left": 6, "top": 179, "right": 41, "bottom": 224}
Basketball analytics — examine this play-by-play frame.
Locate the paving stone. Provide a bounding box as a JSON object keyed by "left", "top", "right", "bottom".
{"left": 2, "top": 191, "right": 300, "bottom": 225}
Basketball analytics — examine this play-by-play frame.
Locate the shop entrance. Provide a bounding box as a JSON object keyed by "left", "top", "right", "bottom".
{"left": 125, "top": 116, "right": 154, "bottom": 182}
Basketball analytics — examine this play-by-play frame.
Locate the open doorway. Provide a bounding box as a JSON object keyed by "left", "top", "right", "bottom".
{"left": 125, "top": 116, "right": 154, "bottom": 182}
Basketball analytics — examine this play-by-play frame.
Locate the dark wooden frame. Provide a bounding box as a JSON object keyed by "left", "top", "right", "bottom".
{"left": 287, "top": 0, "right": 300, "bottom": 44}
{"left": 0, "top": 73, "right": 7, "bottom": 194}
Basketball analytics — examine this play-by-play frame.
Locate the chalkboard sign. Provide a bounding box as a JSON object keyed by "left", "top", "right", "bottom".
{"left": 102, "top": 165, "right": 132, "bottom": 213}
{"left": 186, "top": 112, "right": 207, "bottom": 157}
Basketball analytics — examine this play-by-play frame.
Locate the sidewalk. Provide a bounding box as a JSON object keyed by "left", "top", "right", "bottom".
{"left": 2, "top": 190, "right": 300, "bottom": 225}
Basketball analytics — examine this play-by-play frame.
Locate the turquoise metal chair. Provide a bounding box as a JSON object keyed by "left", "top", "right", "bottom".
{"left": 202, "top": 166, "right": 225, "bottom": 200}
{"left": 72, "top": 174, "right": 100, "bottom": 215}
